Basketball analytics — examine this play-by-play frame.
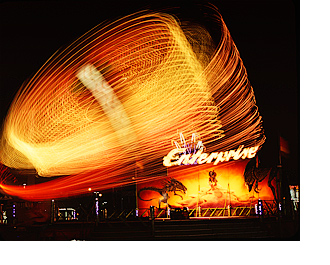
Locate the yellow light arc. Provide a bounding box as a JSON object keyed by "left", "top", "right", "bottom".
{"left": 0, "top": 9, "right": 265, "bottom": 200}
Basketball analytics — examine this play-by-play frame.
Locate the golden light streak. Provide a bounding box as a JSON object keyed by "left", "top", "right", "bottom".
{"left": 0, "top": 9, "right": 265, "bottom": 200}
{"left": 76, "top": 63, "right": 136, "bottom": 147}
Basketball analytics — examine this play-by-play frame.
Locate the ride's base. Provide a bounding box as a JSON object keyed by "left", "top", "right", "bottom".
{"left": 0, "top": 216, "right": 299, "bottom": 240}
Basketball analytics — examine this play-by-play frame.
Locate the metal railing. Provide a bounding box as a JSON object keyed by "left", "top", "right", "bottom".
{"left": 99, "top": 205, "right": 257, "bottom": 220}
{"left": 189, "top": 206, "right": 254, "bottom": 217}
{"left": 47, "top": 200, "right": 281, "bottom": 223}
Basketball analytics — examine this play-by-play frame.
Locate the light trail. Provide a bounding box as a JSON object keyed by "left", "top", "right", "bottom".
{"left": 0, "top": 8, "right": 265, "bottom": 200}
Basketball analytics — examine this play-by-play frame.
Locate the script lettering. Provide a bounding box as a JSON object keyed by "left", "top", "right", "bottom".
{"left": 163, "top": 145, "right": 259, "bottom": 167}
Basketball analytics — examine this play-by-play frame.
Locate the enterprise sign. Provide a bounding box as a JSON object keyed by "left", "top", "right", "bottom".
{"left": 163, "top": 145, "right": 259, "bottom": 167}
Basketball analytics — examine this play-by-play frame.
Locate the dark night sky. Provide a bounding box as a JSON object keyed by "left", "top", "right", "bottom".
{"left": 0, "top": 0, "right": 299, "bottom": 182}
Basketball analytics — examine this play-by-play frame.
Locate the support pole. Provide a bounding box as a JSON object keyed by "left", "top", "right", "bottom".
{"left": 51, "top": 200, "right": 55, "bottom": 223}
{"left": 228, "top": 183, "right": 231, "bottom": 216}
{"left": 135, "top": 166, "right": 138, "bottom": 218}
{"left": 94, "top": 192, "right": 100, "bottom": 225}
{"left": 0, "top": 204, "right": 3, "bottom": 224}
{"left": 277, "top": 133, "right": 283, "bottom": 238}
{"left": 197, "top": 171, "right": 200, "bottom": 217}
{"left": 277, "top": 133, "right": 283, "bottom": 216}
{"left": 150, "top": 206, "right": 155, "bottom": 237}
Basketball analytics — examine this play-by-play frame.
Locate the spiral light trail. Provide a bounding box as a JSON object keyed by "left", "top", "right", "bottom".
{"left": 0, "top": 9, "right": 265, "bottom": 200}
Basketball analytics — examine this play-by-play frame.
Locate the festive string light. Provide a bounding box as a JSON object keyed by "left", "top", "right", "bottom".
{"left": 0, "top": 9, "right": 265, "bottom": 200}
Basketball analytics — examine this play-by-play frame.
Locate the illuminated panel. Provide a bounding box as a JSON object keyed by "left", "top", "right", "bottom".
{"left": 0, "top": 8, "right": 265, "bottom": 200}
{"left": 138, "top": 160, "right": 274, "bottom": 210}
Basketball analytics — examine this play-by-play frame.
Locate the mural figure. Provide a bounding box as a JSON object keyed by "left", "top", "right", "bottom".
{"left": 208, "top": 170, "right": 218, "bottom": 188}
{"left": 138, "top": 178, "right": 187, "bottom": 208}
{"left": 159, "top": 191, "right": 169, "bottom": 209}
{"left": 243, "top": 156, "right": 278, "bottom": 202}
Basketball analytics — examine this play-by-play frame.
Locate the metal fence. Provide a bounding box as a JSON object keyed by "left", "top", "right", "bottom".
{"left": 0, "top": 199, "right": 296, "bottom": 226}
{"left": 99, "top": 200, "right": 283, "bottom": 220}
{"left": 100, "top": 205, "right": 256, "bottom": 220}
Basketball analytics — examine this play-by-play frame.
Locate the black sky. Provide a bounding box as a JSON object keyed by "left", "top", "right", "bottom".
{"left": 0, "top": 0, "right": 299, "bottom": 182}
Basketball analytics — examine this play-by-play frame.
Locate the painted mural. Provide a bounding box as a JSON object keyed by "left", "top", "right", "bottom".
{"left": 138, "top": 159, "right": 276, "bottom": 210}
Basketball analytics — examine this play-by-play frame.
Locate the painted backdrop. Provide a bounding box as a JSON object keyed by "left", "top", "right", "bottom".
{"left": 137, "top": 159, "right": 275, "bottom": 210}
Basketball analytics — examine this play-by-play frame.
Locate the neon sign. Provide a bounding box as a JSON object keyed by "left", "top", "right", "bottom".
{"left": 163, "top": 145, "right": 259, "bottom": 167}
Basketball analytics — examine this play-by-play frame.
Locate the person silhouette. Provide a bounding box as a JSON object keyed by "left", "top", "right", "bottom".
{"left": 208, "top": 170, "right": 217, "bottom": 188}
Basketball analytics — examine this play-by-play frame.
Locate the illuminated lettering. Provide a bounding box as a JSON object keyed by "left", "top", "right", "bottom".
{"left": 197, "top": 152, "right": 208, "bottom": 164}
{"left": 163, "top": 148, "right": 186, "bottom": 166}
{"left": 213, "top": 152, "right": 225, "bottom": 165}
{"left": 233, "top": 145, "right": 245, "bottom": 160}
{"left": 206, "top": 152, "right": 218, "bottom": 163}
{"left": 163, "top": 145, "right": 259, "bottom": 166}
{"left": 247, "top": 146, "right": 259, "bottom": 158}
{"left": 177, "top": 154, "right": 192, "bottom": 165}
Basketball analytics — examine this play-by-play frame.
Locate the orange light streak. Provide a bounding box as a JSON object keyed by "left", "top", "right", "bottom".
{"left": 0, "top": 9, "right": 265, "bottom": 200}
